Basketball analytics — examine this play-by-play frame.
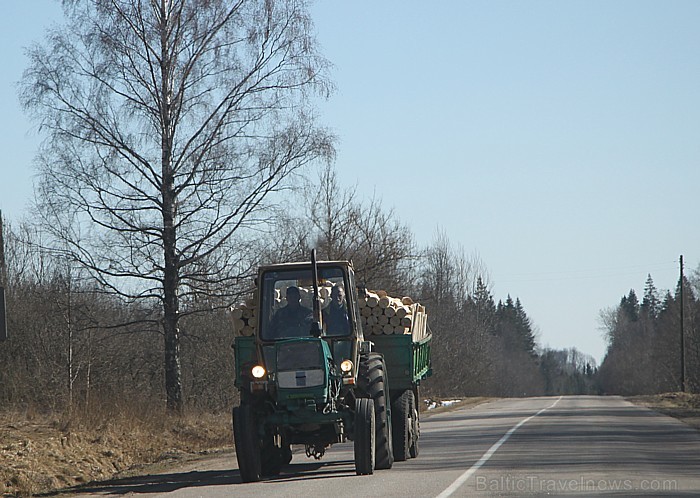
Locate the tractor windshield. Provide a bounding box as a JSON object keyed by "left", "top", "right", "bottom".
{"left": 259, "top": 266, "right": 353, "bottom": 341}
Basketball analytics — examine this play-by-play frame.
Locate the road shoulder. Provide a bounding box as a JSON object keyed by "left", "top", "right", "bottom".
{"left": 627, "top": 392, "right": 700, "bottom": 431}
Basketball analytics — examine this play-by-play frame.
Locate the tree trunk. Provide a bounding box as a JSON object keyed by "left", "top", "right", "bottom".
{"left": 160, "top": 1, "right": 182, "bottom": 415}
{"left": 162, "top": 175, "right": 182, "bottom": 414}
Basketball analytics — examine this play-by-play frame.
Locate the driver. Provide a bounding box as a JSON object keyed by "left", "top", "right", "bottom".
{"left": 270, "top": 286, "right": 313, "bottom": 337}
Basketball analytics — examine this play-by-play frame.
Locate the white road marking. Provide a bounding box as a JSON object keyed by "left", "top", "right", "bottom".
{"left": 435, "top": 396, "right": 563, "bottom": 498}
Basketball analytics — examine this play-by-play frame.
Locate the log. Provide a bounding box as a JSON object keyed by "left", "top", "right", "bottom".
{"left": 378, "top": 296, "right": 391, "bottom": 309}
{"left": 366, "top": 292, "right": 380, "bottom": 308}
{"left": 232, "top": 318, "right": 245, "bottom": 332}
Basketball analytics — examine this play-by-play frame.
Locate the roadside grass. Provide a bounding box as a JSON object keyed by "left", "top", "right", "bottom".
{"left": 0, "top": 402, "right": 232, "bottom": 497}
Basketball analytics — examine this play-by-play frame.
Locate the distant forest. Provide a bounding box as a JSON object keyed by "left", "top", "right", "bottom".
{"left": 598, "top": 270, "right": 700, "bottom": 395}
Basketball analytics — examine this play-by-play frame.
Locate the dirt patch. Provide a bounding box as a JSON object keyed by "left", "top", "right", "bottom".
{"left": 627, "top": 392, "right": 700, "bottom": 431}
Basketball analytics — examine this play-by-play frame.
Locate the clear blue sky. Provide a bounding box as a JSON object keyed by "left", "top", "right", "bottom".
{"left": 2, "top": 1, "right": 699, "bottom": 363}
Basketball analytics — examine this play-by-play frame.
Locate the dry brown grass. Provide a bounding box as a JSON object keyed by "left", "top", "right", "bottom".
{"left": 0, "top": 401, "right": 232, "bottom": 497}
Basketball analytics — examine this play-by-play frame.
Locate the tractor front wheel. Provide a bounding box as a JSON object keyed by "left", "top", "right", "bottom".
{"left": 233, "top": 404, "right": 262, "bottom": 482}
{"left": 354, "top": 398, "right": 375, "bottom": 475}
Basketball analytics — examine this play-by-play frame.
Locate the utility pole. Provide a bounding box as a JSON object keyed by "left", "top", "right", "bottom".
{"left": 680, "top": 255, "right": 686, "bottom": 393}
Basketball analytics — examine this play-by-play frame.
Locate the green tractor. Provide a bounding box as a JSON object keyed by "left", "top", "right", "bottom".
{"left": 232, "top": 251, "right": 431, "bottom": 480}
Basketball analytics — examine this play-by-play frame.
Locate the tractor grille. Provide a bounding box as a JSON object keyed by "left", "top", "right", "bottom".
{"left": 277, "top": 369, "right": 325, "bottom": 388}
{"left": 277, "top": 340, "right": 324, "bottom": 389}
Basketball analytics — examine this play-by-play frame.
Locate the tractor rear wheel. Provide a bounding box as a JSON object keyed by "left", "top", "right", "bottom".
{"left": 354, "top": 397, "right": 375, "bottom": 475}
{"left": 358, "top": 353, "right": 394, "bottom": 469}
{"left": 233, "top": 404, "right": 262, "bottom": 482}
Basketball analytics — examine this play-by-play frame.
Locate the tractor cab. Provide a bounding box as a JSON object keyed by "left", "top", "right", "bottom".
{"left": 252, "top": 260, "right": 365, "bottom": 386}
{"left": 257, "top": 262, "right": 360, "bottom": 341}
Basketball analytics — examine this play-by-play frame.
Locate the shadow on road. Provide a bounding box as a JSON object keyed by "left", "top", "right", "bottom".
{"left": 265, "top": 459, "right": 357, "bottom": 483}
{"left": 53, "top": 469, "right": 240, "bottom": 495}
{"left": 52, "top": 459, "right": 357, "bottom": 495}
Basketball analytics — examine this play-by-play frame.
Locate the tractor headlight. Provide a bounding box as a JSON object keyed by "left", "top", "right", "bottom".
{"left": 340, "top": 359, "right": 353, "bottom": 374}
{"left": 251, "top": 365, "right": 266, "bottom": 379}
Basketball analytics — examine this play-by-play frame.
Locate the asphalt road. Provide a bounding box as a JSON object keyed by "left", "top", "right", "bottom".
{"left": 74, "top": 396, "right": 700, "bottom": 497}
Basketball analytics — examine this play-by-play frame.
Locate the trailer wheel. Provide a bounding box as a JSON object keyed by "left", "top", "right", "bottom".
{"left": 391, "top": 390, "right": 413, "bottom": 461}
{"left": 359, "top": 353, "right": 394, "bottom": 469}
{"left": 354, "top": 398, "right": 375, "bottom": 475}
{"left": 233, "top": 404, "right": 262, "bottom": 482}
{"left": 409, "top": 391, "right": 420, "bottom": 459}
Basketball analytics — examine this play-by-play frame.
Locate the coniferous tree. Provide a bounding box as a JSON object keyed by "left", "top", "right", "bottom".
{"left": 515, "top": 298, "right": 537, "bottom": 356}
{"left": 620, "top": 290, "right": 640, "bottom": 322}
{"left": 641, "top": 274, "right": 660, "bottom": 319}
{"left": 470, "top": 276, "right": 496, "bottom": 334}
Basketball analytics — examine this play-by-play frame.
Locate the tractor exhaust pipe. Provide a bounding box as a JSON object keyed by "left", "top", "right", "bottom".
{"left": 310, "top": 249, "right": 323, "bottom": 337}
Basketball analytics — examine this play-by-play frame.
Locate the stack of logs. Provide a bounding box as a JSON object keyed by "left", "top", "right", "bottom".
{"left": 230, "top": 287, "right": 428, "bottom": 340}
{"left": 359, "top": 290, "right": 428, "bottom": 340}
{"left": 230, "top": 298, "right": 257, "bottom": 337}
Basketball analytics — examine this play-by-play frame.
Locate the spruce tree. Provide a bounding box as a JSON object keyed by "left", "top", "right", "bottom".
{"left": 515, "top": 298, "right": 537, "bottom": 356}
{"left": 620, "top": 290, "right": 640, "bottom": 322}
{"left": 472, "top": 276, "right": 496, "bottom": 333}
{"left": 641, "top": 274, "right": 660, "bottom": 319}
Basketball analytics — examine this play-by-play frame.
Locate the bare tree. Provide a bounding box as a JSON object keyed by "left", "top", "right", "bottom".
{"left": 21, "top": 0, "right": 333, "bottom": 413}
{"left": 305, "top": 164, "right": 416, "bottom": 291}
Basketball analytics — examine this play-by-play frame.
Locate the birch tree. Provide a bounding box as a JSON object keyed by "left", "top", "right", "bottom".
{"left": 21, "top": 0, "right": 333, "bottom": 413}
